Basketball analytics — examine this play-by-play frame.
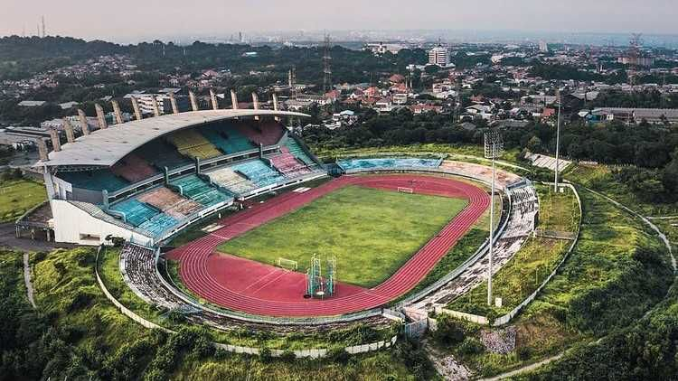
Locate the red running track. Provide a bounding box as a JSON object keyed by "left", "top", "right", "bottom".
{"left": 167, "top": 174, "right": 490, "bottom": 317}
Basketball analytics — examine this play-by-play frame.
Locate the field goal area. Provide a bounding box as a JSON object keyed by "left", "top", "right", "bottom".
{"left": 277, "top": 257, "right": 299, "bottom": 271}
{"left": 397, "top": 187, "right": 414, "bottom": 194}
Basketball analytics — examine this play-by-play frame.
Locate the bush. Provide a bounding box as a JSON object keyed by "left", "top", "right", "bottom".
{"left": 457, "top": 338, "right": 484, "bottom": 356}
{"left": 260, "top": 347, "right": 273, "bottom": 363}
{"left": 517, "top": 345, "right": 532, "bottom": 360}
{"left": 280, "top": 350, "right": 296, "bottom": 362}
{"left": 326, "top": 347, "right": 350, "bottom": 364}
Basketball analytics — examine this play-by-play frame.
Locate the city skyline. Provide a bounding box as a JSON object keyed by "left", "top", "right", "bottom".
{"left": 2, "top": 0, "right": 678, "bottom": 43}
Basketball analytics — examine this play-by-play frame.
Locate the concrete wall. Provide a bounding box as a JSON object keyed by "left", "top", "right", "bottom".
{"left": 52, "top": 200, "right": 152, "bottom": 246}
{"left": 435, "top": 307, "right": 490, "bottom": 325}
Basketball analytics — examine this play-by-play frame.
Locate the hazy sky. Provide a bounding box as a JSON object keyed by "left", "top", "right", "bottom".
{"left": 2, "top": 0, "right": 677, "bottom": 42}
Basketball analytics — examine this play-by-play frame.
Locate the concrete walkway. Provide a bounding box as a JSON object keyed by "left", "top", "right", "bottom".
{"left": 23, "top": 252, "right": 36, "bottom": 308}
{"left": 479, "top": 354, "right": 564, "bottom": 381}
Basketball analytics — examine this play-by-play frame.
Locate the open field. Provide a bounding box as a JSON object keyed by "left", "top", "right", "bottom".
{"left": 218, "top": 185, "right": 468, "bottom": 288}
{"left": 0, "top": 179, "right": 46, "bottom": 222}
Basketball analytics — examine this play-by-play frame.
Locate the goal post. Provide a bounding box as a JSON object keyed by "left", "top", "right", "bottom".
{"left": 397, "top": 187, "right": 414, "bottom": 194}
{"left": 277, "top": 257, "right": 298, "bottom": 271}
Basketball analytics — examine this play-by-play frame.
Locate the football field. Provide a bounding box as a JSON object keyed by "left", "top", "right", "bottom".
{"left": 217, "top": 185, "right": 468, "bottom": 288}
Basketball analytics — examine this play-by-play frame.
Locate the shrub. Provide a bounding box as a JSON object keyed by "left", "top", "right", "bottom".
{"left": 280, "top": 350, "right": 296, "bottom": 362}
{"left": 260, "top": 347, "right": 273, "bottom": 363}
{"left": 458, "top": 338, "right": 484, "bottom": 356}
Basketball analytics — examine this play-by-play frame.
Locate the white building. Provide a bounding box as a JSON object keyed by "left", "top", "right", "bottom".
{"left": 428, "top": 45, "right": 450, "bottom": 67}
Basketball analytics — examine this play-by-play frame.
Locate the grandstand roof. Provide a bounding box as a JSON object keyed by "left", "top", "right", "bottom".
{"left": 37, "top": 110, "right": 309, "bottom": 168}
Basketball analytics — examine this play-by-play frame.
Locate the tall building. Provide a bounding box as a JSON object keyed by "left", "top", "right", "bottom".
{"left": 428, "top": 45, "right": 450, "bottom": 67}
{"left": 539, "top": 41, "right": 549, "bottom": 53}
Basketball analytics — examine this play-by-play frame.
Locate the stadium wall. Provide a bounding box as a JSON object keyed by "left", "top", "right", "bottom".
{"left": 52, "top": 199, "right": 153, "bottom": 246}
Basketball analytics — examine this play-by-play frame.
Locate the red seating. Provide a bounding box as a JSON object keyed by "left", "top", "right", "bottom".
{"left": 236, "top": 121, "right": 285, "bottom": 146}
{"left": 269, "top": 147, "right": 311, "bottom": 177}
{"left": 112, "top": 154, "right": 158, "bottom": 183}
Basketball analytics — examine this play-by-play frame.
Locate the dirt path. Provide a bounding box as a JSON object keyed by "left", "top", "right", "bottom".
{"left": 23, "top": 252, "right": 36, "bottom": 308}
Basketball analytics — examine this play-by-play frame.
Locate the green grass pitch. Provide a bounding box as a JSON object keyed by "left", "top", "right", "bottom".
{"left": 217, "top": 185, "right": 468, "bottom": 288}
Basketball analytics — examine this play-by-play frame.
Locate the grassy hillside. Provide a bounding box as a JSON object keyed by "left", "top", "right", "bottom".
{"left": 0, "top": 247, "right": 434, "bottom": 380}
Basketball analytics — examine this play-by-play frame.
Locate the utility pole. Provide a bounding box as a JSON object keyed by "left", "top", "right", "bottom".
{"left": 484, "top": 130, "right": 503, "bottom": 306}
{"left": 554, "top": 89, "right": 562, "bottom": 192}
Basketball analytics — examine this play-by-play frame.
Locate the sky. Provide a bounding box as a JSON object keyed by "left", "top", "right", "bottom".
{"left": 2, "top": 0, "right": 678, "bottom": 42}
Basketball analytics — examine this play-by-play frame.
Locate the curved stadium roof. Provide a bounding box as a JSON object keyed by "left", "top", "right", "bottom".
{"left": 39, "top": 109, "right": 309, "bottom": 168}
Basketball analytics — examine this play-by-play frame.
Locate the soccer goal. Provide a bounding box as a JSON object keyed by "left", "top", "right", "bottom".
{"left": 397, "top": 187, "right": 414, "bottom": 194}
{"left": 277, "top": 258, "right": 299, "bottom": 271}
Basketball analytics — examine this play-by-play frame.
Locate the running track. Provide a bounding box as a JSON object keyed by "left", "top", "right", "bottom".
{"left": 167, "top": 174, "right": 490, "bottom": 317}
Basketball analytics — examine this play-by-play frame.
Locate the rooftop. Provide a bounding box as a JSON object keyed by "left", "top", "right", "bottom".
{"left": 37, "top": 109, "right": 309, "bottom": 168}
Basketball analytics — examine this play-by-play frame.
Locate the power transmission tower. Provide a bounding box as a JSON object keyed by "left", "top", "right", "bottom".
{"left": 627, "top": 34, "right": 643, "bottom": 91}
{"left": 41, "top": 16, "right": 46, "bottom": 38}
{"left": 484, "top": 129, "right": 503, "bottom": 307}
{"left": 322, "top": 34, "right": 332, "bottom": 94}
{"left": 288, "top": 66, "right": 297, "bottom": 100}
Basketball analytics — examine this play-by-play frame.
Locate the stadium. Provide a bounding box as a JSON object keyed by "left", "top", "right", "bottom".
{"left": 26, "top": 97, "right": 538, "bottom": 328}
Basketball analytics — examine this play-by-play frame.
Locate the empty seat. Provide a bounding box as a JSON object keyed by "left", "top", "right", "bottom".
{"left": 205, "top": 167, "right": 258, "bottom": 195}
{"left": 139, "top": 213, "right": 180, "bottom": 236}
{"left": 136, "top": 139, "right": 192, "bottom": 170}
{"left": 112, "top": 153, "right": 159, "bottom": 183}
{"left": 269, "top": 147, "right": 311, "bottom": 177}
{"left": 167, "top": 129, "right": 222, "bottom": 160}
{"left": 170, "top": 175, "right": 232, "bottom": 207}
{"left": 137, "top": 187, "right": 202, "bottom": 219}
{"left": 231, "top": 160, "right": 285, "bottom": 188}
{"left": 110, "top": 199, "right": 160, "bottom": 226}
{"left": 285, "top": 139, "right": 317, "bottom": 167}
{"left": 236, "top": 120, "right": 285, "bottom": 146}
{"left": 337, "top": 158, "right": 441, "bottom": 171}
{"left": 59, "top": 170, "right": 129, "bottom": 192}
{"left": 200, "top": 125, "right": 256, "bottom": 154}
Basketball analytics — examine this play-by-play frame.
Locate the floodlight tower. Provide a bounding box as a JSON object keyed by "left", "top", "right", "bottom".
{"left": 554, "top": 89, "right": 562, "bottom": 192}
{"left": 484, "top": 129, "right": 503, "bottom": 306}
